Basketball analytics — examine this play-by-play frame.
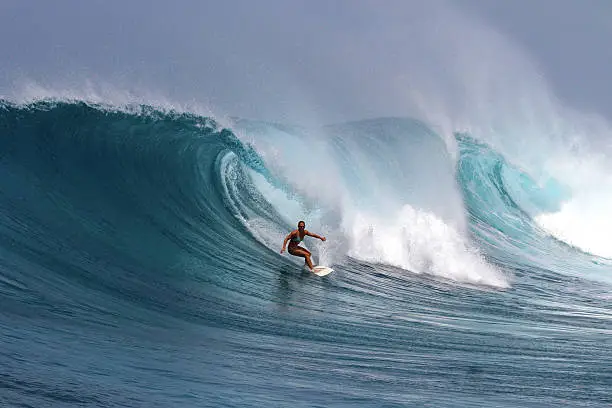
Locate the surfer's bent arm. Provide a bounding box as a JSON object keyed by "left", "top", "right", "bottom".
{"left": 280, "top": 231, "right": 295, "bottom": 253}
{"left": 306, "top": 230, "right": 326, "bottom": 241}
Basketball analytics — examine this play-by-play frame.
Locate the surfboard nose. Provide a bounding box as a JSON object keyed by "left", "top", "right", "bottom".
{"left": 313, "top": 266, "right": 334, "bottom": 276}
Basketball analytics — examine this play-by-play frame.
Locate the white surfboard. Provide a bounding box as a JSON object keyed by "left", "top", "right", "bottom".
{"left": 312, "top": 265, "right": 334, "bottom": 276}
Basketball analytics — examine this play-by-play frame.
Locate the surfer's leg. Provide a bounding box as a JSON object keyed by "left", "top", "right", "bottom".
{"left": 299, "top": 248, "right": 313, "bottom": 270}
{"left": 302, "top": 248, "right": 313, "bottom": 269}
{"left": 299, "top": 248, "right": 314, "bottom": 270}
{"left": 288, "top": 247, "right": 314, "bottom": 270}
{"left": 304, "top": 253, "right": 314, "bottom": 270}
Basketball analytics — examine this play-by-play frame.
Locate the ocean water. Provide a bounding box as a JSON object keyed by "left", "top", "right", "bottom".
{"left": 0, "top": 100, "right": 610, "bottom": 407}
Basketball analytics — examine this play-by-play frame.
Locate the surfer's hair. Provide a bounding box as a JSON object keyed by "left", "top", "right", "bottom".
{"left": 297, "top": 220, "right": 305, "bottom": 227}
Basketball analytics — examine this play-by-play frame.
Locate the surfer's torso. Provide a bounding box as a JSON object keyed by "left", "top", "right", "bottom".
{"left": 288, "top": 230, "right": 306, "bottom": 248}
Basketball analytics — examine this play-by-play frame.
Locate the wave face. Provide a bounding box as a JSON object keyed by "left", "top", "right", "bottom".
{"left": 1, "top": 100, "right": 611, "bottom": 407}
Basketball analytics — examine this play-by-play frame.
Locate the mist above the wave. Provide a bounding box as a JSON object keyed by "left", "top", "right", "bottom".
{"left": 0, "top": 0, "right": 541, "bottom": 131}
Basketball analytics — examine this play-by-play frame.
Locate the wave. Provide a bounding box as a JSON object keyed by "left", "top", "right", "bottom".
{"left": 2, "top": 98, "right": 611, "bottom": 304}
{"left": 2, "top": 99, "right": 612, "bottom": 408}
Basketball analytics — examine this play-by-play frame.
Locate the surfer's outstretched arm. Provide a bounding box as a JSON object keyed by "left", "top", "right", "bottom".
{"left": 305, "top": 230, "right": 326, "bottom": 241}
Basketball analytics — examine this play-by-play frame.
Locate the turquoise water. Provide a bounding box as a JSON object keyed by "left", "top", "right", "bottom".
{"left": 0, "top": 101, "right": 610, "bottom": 407}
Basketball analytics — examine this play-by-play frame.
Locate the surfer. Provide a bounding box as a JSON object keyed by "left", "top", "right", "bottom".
{"left": 280, "top": 221, "right": 326, "bottom": 271}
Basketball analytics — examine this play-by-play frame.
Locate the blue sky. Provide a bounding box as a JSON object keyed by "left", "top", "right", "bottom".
{"left": 1, "top": 0, "right": 611, "bottom": 124}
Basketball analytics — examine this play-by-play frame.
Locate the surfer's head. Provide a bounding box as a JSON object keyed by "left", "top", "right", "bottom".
{"left": 297, "top": 221, "right": 305, "bottom": 230}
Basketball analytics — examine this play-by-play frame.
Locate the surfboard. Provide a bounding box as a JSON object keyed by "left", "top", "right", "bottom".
{"left": 312, "top": 265, "right": 334, "bottom": 276}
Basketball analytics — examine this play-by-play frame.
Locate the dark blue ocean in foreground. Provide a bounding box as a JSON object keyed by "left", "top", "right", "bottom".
{"left": 1, "top": 101, "right": 610, "bottom": 407}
